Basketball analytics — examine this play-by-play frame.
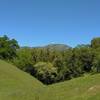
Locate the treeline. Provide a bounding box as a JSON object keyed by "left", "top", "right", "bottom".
{"left": 0, "top": 35, "right": 100, "bottom": 85}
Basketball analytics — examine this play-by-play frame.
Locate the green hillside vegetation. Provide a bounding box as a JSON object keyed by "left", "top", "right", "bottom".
{"left": 0, "top": 60, "right": 100, "bottom": 100}
{"left": 0, "top": 60, "right": 44, "bottom": 100}
{"left": 1, "top": 35, "right": 100, "bottom": 85}
{"left": 0, "top": 35, "right": 100, "bottom": 100}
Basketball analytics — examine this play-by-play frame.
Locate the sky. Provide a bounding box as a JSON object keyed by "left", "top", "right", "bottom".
{"left": 0, "top": 0, "right": 100, "bottom": 47}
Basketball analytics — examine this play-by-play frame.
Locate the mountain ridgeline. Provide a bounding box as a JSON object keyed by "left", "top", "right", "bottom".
{"left": 43, "top": 44, "right": 70, "bottom": 51}
{"left": 27, "top": 44, "right": 71, "bottom": 51}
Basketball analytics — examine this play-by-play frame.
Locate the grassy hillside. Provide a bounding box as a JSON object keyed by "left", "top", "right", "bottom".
{"left": 0, "top": 60, "right": 100, "bottom": 100}
{"left": 0, "top": 60, "right": 44, "bottom": 100}
{"left": 42, "top": 74, "right": 100, "bottom": 100}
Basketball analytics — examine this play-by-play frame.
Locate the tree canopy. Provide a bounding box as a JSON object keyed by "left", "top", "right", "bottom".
{"left": 0, "top": 35, "right": 100, "bottom": 84}
{"left": 0, "top": 35, "right": 19, "bottom": 60}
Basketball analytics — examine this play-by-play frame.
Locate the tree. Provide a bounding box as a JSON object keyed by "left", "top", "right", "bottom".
{"left": 91, "top": 38, "right": 100, "bottom": 73}
{"left": 91, "top": 37, "right": 100, "bottom": 49}
{"left": 34, "top": 62, "right": 57, "bottom": 84}
{"left": 93, "top": 54, "right": 100, "bottom": 73}
{"left": 72, "top": 45, "right": 94, "bottom": 73}
{"left": 13, "top": 48, "right": 35, "bottom": 75}
{"left": 0, "top": 35, "right": 19, "bottom": 60}
{"left": 56, "top": 48, "right": 83, "bottom": 81}
{"left": 92, "top": 47, "right": 100, "bottom": 73}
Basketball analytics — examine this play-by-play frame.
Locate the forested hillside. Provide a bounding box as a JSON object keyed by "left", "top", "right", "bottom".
{"left": 0, "top": 35, "right": 100, "bottom": 84}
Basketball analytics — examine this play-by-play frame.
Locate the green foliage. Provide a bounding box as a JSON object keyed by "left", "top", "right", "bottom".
{"left": 1, "top": 35, "right": 100, "bottom": 85}
{"left": 0, "top": 35, "right": 19, "bottom": 60}
{"left": 12, "top": 48, "right": 35, "bottom": 75}
{"left": 91, "top": 37, "right": 100, "bottom": 73}
{"left": 91, "top": 37, "right": 100, "bottom": 49}
{"left": 34, "top": 62, "right": 57, "bottom": 84}
{"left": 92, "top": 48, "right": 100, "bottom": 73}
{"left": 74, "top": 45, "right": 94, "bottom": 72}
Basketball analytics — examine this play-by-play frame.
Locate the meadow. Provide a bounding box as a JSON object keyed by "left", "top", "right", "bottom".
{"left": 0, "top": 60, "right": 100, "bottom": 100}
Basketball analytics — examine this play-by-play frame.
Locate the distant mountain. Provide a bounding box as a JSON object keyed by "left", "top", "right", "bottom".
{"left": 44, "top": 44, "right": 71, "bottom": 51}
{"left": 21, "top": 44, "right": 71, "bottom": 51}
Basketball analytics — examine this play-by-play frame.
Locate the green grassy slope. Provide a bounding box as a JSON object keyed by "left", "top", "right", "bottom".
{"left": 0, "top": 60, "right": 44, "bottom": 100}
{"left": 42, "top": 74, "right": 100, "bottom": 100}
{"left": 0, "top": 60, "right": 100, "bottom": 100}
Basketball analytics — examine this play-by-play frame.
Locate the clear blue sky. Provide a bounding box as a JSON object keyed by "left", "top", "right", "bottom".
{"left": 0, "top": 0, "right": 100, "bottom": 47}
